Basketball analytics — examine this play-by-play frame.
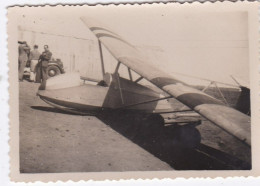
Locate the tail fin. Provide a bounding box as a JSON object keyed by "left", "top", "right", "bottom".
{"left": 236, "top": 86, "right": 250, "bottom": 116}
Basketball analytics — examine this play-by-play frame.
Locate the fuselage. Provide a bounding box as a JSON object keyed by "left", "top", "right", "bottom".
{"left": 37, "top": 72, "right": 173, "bottom": 114}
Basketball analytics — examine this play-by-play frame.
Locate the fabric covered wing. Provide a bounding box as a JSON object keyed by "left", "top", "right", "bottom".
{"left": 81, "top": 17, "right": 251, "bottom": 146}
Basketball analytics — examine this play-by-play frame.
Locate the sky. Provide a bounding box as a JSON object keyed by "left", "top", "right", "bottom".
{"left": 14, "top": 4, "right": 249, "bottom": 87}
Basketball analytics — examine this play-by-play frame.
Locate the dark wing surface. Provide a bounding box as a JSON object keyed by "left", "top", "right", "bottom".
{"left": 81, "top": 17, "right": 251, "bottom": 146}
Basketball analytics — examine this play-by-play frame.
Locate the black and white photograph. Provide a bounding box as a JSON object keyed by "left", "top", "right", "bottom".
{"left": 7, "top": 2, "right": 260, "bottom": 181}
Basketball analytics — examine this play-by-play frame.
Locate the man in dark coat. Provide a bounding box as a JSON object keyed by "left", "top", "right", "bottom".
{"left": 36, "top": 45, "right": 52, "bottom": 84}
{"left": 18, "top": 41, "right": 30, "bottom": 81}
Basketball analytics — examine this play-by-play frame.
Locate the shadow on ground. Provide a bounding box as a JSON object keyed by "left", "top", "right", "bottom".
{"left": 97, "top": 110, "right": 251, "bottom": 170}
{"left": 31, "top": 106, "right": 251, "bottom": 170}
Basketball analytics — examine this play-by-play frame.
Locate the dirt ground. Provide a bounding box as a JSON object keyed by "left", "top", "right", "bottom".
{"left": 19, "top": 81, "right": 251, "bottom": 173}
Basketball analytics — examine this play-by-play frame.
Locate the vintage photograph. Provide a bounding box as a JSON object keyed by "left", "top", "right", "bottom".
{"left": 8, "top": 2, "right": 260, "bottom": 181}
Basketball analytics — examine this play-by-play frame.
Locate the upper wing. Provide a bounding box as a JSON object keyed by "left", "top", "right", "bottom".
{"left": 81, "top": 17, "right": 251, "bottom": 146}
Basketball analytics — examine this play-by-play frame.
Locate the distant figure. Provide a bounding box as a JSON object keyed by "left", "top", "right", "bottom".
{"left": 37, "top": 45, "right": 52, "bottom": 88}
{"left": 18, "top": 41, "right": 30, "bottom": 81}
{"left": 29, "top": 45, "right": 41, "bottom": 82}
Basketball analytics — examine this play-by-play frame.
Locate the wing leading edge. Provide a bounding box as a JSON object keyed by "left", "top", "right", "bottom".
{"left": 81, "top": 17, "right": 251, "bottom": 146}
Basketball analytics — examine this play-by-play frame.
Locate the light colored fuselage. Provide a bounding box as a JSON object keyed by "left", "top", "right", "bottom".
{"left": 37, "top": 72, "right": 173, "bottom": 114}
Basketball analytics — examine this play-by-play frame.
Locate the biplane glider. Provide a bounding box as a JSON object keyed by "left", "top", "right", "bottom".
{"left": 37, "top": 17, "right": 251, "bottom": 148}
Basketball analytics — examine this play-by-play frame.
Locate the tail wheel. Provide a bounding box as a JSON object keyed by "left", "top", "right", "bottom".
{"left": 47, "top": 65, "right": 61, "bottom": 78}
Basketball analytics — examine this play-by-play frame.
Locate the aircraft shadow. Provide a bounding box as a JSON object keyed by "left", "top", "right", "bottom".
{"left": 31, "top": 106, "right": 250, "bottom": 170}
{"left": 97, "top": 110, "right": 251, "bottom": 170}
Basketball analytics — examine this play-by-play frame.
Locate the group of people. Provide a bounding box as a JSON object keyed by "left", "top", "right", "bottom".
{"left": 18, "top": 41, "right": 52, "bottom": 83}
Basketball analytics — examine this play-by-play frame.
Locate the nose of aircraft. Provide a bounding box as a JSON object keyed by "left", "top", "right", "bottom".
{"left": 39, "top": 72, "right": 82, "bottom": 91}
{"left": 37, "top": 72, "right": 83, "bottom": 98}
{"left": 36, "top": 72, "right": 106, "bottom": 113}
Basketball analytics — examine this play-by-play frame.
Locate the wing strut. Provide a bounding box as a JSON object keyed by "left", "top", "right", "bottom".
{"left": 230, "top": 75, "right": 242, "bottom": 87}
{"left": 128, "top": 67, "right": 133, "bottom": 81}
{"left": 135, "top": 76, "right": 143, "bottom": 83}
{"left": 115, "top": 73, "right": 125, "bottom": 105}
{"left": 98, "top": 40, "right": 106, "bottom": 77}
{"left": 115, "top": 61, "right": 121, "bottom": 73}
{"left": 202, "top": 81, "right": 229, "bottom": 106}
{"left": 116, "top": 95, "right": 172, "bottom": 109}
{"left": 214, "top": 82, "right": 229, "bottom": 105}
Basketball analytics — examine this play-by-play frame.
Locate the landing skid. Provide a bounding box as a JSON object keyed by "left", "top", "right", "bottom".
{"left": 41, "top": 98, "right": 97, "bottom": 116}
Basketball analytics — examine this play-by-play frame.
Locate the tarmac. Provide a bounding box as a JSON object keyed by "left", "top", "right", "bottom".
{"left": 19, "top": 81, "right": 251, "bottom": 173}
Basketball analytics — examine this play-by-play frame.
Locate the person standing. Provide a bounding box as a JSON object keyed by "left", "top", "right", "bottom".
{"left": 18, "top": 41, "right": 30, "bottom": 81}
{"left": 37, "top": 45, "right": 52, "bottom": 88}
{"left": 29, "top": 45, "right": 41, "bottom": 82}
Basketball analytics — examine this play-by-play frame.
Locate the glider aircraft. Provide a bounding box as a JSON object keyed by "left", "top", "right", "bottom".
{"left": 37, "top": 18, "right": 251, "bottom": 150}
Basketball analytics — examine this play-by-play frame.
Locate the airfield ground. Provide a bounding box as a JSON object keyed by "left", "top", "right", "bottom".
{"left": 19, "top": 81, "right": 251, "bottom": 173}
